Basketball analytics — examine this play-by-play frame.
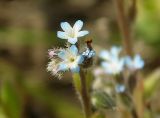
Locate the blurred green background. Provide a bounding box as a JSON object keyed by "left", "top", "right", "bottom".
{"left": 0, "top": 0, "right": 160, "bottom": 118}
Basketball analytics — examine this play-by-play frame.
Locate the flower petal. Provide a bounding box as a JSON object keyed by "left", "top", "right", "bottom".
{"left": 101, "top": 62, "right": 109, "bottom": 69}
{"left": 101, "top": 61, "right": 120, "bottom": 74}
{"left": 115, "top": 84, "right": 125, "bottom": 93}
{"left": 99, "top": 50, "right": 110, "bottom": 60}
{"left": 78, "top": 30, "right": 89, "bottom": 37}
{"left": 134, "top": 54, "right": 144, "bottom": 69}
{"left": 58, "top": 62, "right": 68, "bottom": 71}
{"left": 111, "top": 46, "right": 121, "bottom": 57}
{"left": 73, "top": 20, "right": 83, "bottom": 31}
{"left": 119, "top": 58, "right": 125, "bottom": 70}
{"left": 68, "top": 38, "right": 78, "bottom": 44}
{"left": 77, "top": 55, "right": 84, "bottom": 64}
{"left": 125, "top": 55, "right": 144, "bottom": 70}
{"left": 69, "top": 45, "right": 78, "bottom": 55}
{"left": 124, "top": 56, "right": 132, "bottom": 67}
{"left": 58, "top": 51, "right": 66, "bottom": 59}
{"left": 70, "top": 66, "right": 80, "bottom": 73}
{"left": 60, "top": 22, "right": 72, "bottom": 32}
{"left": 125, "top": 56, "right": 131, "bottom": 63}
{"left": 57, "top": 31, "right": 68, "bottom": 39}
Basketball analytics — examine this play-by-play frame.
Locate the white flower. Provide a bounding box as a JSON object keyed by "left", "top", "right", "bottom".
{"left": 99, "top": 46, "right": 121, "bottom": 61}
{"left": 125, "top": 54, "right": 144, "bottom": 70}
{"left": 115, "top": 84, "right": 125, "bottom": 93}
{"left": 99, "top": 46, "right": 125, "bottom": 74}
{"left": 58, "top": 45, "right": 84, "bottom": 73}
{"left": 57, "top": 20, "right": 89, "bottom": 44}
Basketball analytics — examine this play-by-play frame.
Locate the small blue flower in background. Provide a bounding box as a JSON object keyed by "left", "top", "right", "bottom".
{"left": 57, "top": 20, "right": 89, "bottom": 44}
{"left": 115, "top": 84, "right": 126, "bottom": 93}
{"left": 58, "top": 45, "right": 84, "bottom": 73}
{"left": 99, "top": 46, "right": 125, "bottom": 74}
{"left": 82, "top": 47, "right": 96, "bottom": 58}
{"left": 99, "top": 46, "right": 121, "bottom": 61}
{"left": 100, "top": 58, "right": 124, "bottom": 74}
{"left": 125, "top": 54, "right": 144, "bottom": 70}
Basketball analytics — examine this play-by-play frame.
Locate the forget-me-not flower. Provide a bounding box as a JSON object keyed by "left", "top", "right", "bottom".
{"left": 125, "top": 54, "right": 144, "bottom": 70}
{"left": 58, "top": 45, "right": 84, "bottom": 73}
{"left": 115, "top": 84, "right": 126, "bottom": 93}
{"left": 57, "top": 20, "right": 89, "bottom": 44}
{"left": 99, "top": 46, "right": 125, "bottom": 74}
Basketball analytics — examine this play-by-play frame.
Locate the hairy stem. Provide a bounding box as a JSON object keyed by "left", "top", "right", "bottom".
{"left": 79, "top": 69, "right": 91, "bottom": 118}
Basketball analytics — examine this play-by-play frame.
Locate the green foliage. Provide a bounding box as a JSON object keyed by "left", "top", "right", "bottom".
{"left": 0, "top": 0, "right": 159, "bottom": 117}
{"left": 23, "top": 81, "right": 83, "bottom": 118}
{"left": 1, "top": 80, "right": 21, "bottom": 118}
{"left": 0, "top": 28, "right": 58, "bottom": 46}
{"left": 91, "top": 91, "right": 116, "bottom": 110}
{"left": 136, "top": 0, "right": 160, "bottom": 47}
{"left": 144, "top": 68, "right": 160, "bottom": 98}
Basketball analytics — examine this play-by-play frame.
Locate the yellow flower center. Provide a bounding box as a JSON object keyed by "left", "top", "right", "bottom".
{"left": 69, "top": 30, "right": 75, "bottom": 38}
{"left": 70, "top": 58, "right": 75, "bottom": 62}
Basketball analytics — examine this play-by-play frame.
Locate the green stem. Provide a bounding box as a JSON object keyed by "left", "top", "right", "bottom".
{"left": 79, "top": 69, "right": 91, "bottom": 118}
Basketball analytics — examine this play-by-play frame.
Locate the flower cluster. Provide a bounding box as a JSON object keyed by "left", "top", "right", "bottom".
{"left": 125, "top": 54, "right": 144, "bottom": 71}
{"left": 99, "top": 46, "right": 145, "bottom": 75}
{"left": 92, "top": 46, "right": 145, "bottom": 94}
{"left": 47, "top": 20, "right": 95, "bottom": 78}
{"left": 99, "top": 46, "right": 125, "bottom": 74}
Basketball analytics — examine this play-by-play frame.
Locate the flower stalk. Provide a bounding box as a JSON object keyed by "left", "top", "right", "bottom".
{"left": 113, "top": 1, "right": 141, "bottom": 117}
{"left": 47, "top": 20, "right": 93, "bottom": 118}
{"left": 79, "top": 69, "right": 92, "bottom": 118}
{"left": 113, "top": 0, "right": 133, "bottom": 56}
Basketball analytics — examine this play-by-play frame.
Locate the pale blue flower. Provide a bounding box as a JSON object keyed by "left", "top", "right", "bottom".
{"left": 125, "top": 54, "right": 144, "bottom": 70}
{"left": 57, "top": 20, "right": 89, "bottom": 44}
{"left": 99, "top": 46, "right": 125, "bottom": 74}
{"left": 115, "top": 84, "right": 125, "bottom": 93}
{"left": 99, "top": 46, "right": 121, "bottom": 61}
{"left": 58, "top": 45, "right": 84, "bottom": 73}
{"left": 101, "top": 58, "right": 125, "bottom": 74}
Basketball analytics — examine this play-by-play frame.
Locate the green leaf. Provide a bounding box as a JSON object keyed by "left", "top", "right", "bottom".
{"left": 91, "top": 91, "right": 116, "bottom": 110}
{"left": 1, "top": 80, "right": 21, "bottom": 118}
{"left": 144, "top": 68, "right": 160, "bottom": 98}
